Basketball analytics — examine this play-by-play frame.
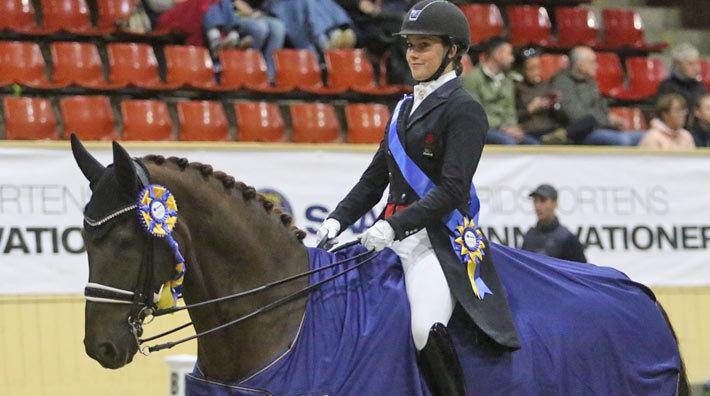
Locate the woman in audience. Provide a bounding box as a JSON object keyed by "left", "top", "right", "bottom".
{"left": 234, "top": 0, "right": 286, "bottom": 83}
{"left": 690, "top": 93, "right": 710, "bottom": 147}
{"left": 640, "top": 93, "right": 696, "bottom": 149}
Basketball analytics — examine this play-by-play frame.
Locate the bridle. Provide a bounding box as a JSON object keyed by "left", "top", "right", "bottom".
{"left": 83, "top": 159, "right": 379, "bottom": 354}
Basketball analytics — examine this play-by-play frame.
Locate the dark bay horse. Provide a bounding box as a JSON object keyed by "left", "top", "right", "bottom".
{"left": 74, "top": 136, "right": 688, "bottom": 395}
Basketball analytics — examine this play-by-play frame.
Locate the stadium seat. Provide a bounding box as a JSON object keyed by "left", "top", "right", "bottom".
{"left": 50, "top": 41, "right": 124, "bottom": 89}
{"left": 609, "top": 106, "right": 648, "bottom": 130}
{"left": 539, "top": 54, "right": 569, "bottom": 81}
{"left": 0, "top": 0, "right": 42, "bottom": 33}
{"left": 59, "top": 96, "right": 117, "bottom": 140}
{"left": 554, "top": 6, "right": 601, "bottom": 48}
{"left": 2, "top": 96, "right": 58, "bottom": 140}
{"left": 0, "top": 41, "right": 65, "bottom": 88}
{"left": 176, "top": 100, "right": 230, "bottom": 141}
{"left": 622, "top": 56, "right": 667, "bottom": 100}
{"left": 96, "top": 0, "right": 140, "bottom": 33}
{"left": 120, "top": 99, "right": 174, "bottom": 141}
{"left": 219, "top": 48, "right": 291, "bottom": 93}
{"left": 106, "top": 42, "right": 180, "bottom": 89}
{"left": 506, "top": 5, "right": 555, "bottom": 47}
{"left": 601, "top": 8, "right": 667, "bottom": 51}
{"left": 459, "top": 4, "right": 504, "bottom": 46}
{"left": 461, "top": 53, "right": 474, "bottom": 77}
{"left": 164, "top": 45, "right": 227, "bottom": 91}
{"left": 233, "top": 101, "right": 286, "bottom": 142}
{"left": 272, "top": 49, "right": 346, "bottom": 94}
{"left": 700, "top": 58, "right": 710, "bottom": 92}
{"left": 40, "top": 0, "right": 98, "bottom": 35}
{"left": 594, "top": 52, "right": 626, "bottom": 97}
{"left": 289, "top": 102, "right": 342, "bottom": 143}
{"left": 344, "top": 103, "right": 390, "bottom": 144}
{"left": 324, "top": 49, "right": 401, "bottom": 95}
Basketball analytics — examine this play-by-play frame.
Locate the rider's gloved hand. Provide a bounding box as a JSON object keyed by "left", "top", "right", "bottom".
{"left": 316, "top": 218, "right": 341, "bottom": 247}
{"left": 360, "top": 220, "right": 395, "bottom": 251}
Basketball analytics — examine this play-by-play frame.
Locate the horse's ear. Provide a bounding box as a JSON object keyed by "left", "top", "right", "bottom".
{"left": 70, "top": 133, "right": 105, "bottom": 188}
{"left": 112, "top": 141, "right": 138, "bottom": 197}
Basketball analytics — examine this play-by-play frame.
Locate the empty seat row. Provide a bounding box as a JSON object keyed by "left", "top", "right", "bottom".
{"left": 0, "top": 41, "right": 404, "bottom": 95}
{"left": 461, "top": 4, "right": 666, "bottom": 52}
{"left": 1, "top": 96, "right": 391, "bottom": 143}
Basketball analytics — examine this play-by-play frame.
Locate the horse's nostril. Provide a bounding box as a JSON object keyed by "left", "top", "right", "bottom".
{"left": 98, "top": 342, "right": 118, "bottom": 362}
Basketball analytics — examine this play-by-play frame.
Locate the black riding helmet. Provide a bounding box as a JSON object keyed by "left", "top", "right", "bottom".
{"left": 394, "top": 0, "right": 471, "bottom": 82}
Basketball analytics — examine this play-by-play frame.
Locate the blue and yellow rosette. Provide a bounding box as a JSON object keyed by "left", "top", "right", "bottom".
{"left": 453, "top": 217, "right": 492, "bottom": 300}
{"left": 137, "top": 184, "right": 185, "bottom": 309}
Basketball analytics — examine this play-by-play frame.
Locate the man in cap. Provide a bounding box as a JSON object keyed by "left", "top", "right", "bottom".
{"left": 522, "top": 184, "right": 587, "bottom": 262}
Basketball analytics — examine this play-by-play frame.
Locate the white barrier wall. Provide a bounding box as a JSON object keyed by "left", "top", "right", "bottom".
{"left": 0, "top": 143, "right": 708, "bottom": 293}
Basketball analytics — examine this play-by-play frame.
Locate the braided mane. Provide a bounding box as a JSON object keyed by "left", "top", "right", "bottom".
{"left": 143, "top": 154, "right": 306, "bottom": 242}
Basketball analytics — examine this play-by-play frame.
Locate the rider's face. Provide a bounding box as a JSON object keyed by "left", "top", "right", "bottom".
{"left": 406, "top": 35, "right": 450, "bottom": 81}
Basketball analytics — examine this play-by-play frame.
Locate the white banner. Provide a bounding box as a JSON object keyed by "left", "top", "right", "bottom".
{"left": 0, "top": 144, "right": 708, "bottom": 294}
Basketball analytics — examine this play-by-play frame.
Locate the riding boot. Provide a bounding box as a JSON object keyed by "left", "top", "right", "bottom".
{"left": 416, "top": 322, "right": 466, "bottom": 396}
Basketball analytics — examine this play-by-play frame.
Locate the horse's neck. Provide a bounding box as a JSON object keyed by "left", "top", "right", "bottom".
{"left": 152, "top": 164, "right": 309, "bottom": 382}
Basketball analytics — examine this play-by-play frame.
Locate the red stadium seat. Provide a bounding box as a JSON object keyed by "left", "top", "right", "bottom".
{"left": 273, "top": 49, "right": 346, "bottom": 94}
{"left": 59, "top": 96, "right": 117, "bottom": 140}
{"left": 700, "top": 58, "right": 710, "bottom": 92}
{"left": 459, "top": 4, "right": 504, "bottom": 46}
{"left": 555, "top": 7, "right": 601, "bottom": 48}
{"left": 324, "top": 49, "right": 401, "bottom": 95}
{"left": 0, "top": 0, "right": 42, "bottom": 33}
{"left": 164, "top": 45, "right": 226, "bottom": 90}
{"left": 601, "top": 8, "right": 667, "bottom": 51}
{"left": 176, "top": 100, "right": 230, "bottom": 141}
{"left": 539, "top": 54, "right": 568, "bottom": 81}
{"left": 345, "top": 103, "right": 390, "bottom": 144}
{"left": 594, "top": 52, "right": 626, "bottom": 97}
{"left": 2, "top": 96, "right": 58, "bottom": 140}
{"left": 506, "top": 5, "right": 555, "bottom": 47}
{"left": 233, "top": 101, "right": 286, "bottom": 142}
{"left": 106, "top": 42, "right": 180, "bottom": 89}
{"left": 40, "top": 0, "right": 98, "bottom": 35}
{"left": 609, "top": 106, "right": 648, "bottom": 130}
{"left": 219, "top": 48, "right": 291, "bottom": 93}
{"left": 120, "top": 99, "right": 174, "bottom": 141}
{"left": 50, "top": 41, "right": 124, "bottom": 89}
{"left": 622, "top": 56, "right": 667, "bottom": 100}
{"left": 0, "top": 41, "right": 65, "bottom": 88}
{"left": 289, "top": 102, "right": 342, "bottom": 143}
{"left": 96, "top": 0, "right": 140, "bottom": 33}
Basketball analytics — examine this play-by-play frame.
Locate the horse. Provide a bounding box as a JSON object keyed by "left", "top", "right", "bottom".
{"left": 73, "top": 136, "right": 688, "bottom": 395}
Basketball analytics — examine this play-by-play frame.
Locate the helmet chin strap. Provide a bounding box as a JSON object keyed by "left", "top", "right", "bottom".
{"left": 416, "top": 42, "right": 454, "bottom": 83}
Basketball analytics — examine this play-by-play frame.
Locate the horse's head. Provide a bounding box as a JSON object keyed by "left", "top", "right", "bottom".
{"left": 72, "top": 135, "right": 177, "bottom": 369}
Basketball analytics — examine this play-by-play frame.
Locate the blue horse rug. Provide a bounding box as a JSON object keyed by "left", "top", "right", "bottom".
{"left": 185, "top": 243, "right": 681, "bottom": 395}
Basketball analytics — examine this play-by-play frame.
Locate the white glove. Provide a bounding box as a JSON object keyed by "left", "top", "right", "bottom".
{"left": 360, "top": 220, "right": 395, "bottom": 251}
{"left": 316, "top": 218, "right": 341, "bottom": 246}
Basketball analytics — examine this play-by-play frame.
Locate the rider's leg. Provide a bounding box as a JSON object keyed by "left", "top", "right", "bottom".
{"left": 390, "top": 230, "right": 466, "bottom": 396}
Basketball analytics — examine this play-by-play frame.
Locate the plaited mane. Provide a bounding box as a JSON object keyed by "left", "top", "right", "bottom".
{"left": 143, "top": 154, "right": 306, "bottom": 242}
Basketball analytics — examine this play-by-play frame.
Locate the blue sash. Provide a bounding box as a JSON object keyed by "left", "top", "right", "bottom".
{"left": 387, "top": 95, "right": 491, "bottom": 299}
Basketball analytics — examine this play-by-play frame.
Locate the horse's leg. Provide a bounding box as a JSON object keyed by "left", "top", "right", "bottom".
{"left": 656, "top": 301, "right": 690, "bottom": 396}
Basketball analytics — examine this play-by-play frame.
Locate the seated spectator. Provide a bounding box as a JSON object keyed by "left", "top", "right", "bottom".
{"left": 514, "top": 47, "right": 596, "bottom": 144}
{"left": 234, "top": 0, "right": 286, "bottom": 83}
{"left": 335, "top": 0, "right": 415, "bottom": 85}
{"left": 262, "top": 0, "right": 356, "bottom": 54}
{"left": 691, "top": 94, "right": 710, "bottom": 147}
{"left": 463, "top": 37, "right": 539, "bottom": 145}
{"left": 656, "top": 43, "right": 706, "bottom": 123}
{"left": 552, "top": 46, "right": 645, "bottom": 146}
{"left": 640, "top": 94, "right": 696, "bottom": 149}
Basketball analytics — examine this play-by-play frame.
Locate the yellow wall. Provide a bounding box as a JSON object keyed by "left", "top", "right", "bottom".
{"left": 0, "top": 289, "right": 708, "bottom": 395}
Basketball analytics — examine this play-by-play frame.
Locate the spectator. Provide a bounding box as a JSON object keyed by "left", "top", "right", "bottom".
{"left": 463, "top": 37, "right": 539, "bottom": 145}
{"left": 522, "top": 184, "right": 587, "bottom": 263}
{"left": 656, "top": 43, "right": 706, "bottom": 123}
{"left": 640, "top": 94, "right": 696, "bottom": 149}
{"left": 514, "top": 46, "right": 596, "bottom": 144}
{"left": 552, "top": 46, "right": 645, "bottom": 146}
{"left": 262, "top": 0, "right": 356, "bottom": 54}
{"left": 690, "top": 94, "right": 710, "bottom": 147}
{"left": 234, "top": 0, "right": 286, "bottom": 83}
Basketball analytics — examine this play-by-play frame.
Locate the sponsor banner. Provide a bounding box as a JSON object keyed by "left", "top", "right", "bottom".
{"left": 0, "top": 145, "right": 708, "bottom": 294}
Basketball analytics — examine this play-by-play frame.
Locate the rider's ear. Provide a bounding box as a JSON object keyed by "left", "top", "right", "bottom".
{"left": 112, "top": 141, "right": 139, "bottom": 198}
{"left": 71, "top": 133, "right": 105, "bottom": 190}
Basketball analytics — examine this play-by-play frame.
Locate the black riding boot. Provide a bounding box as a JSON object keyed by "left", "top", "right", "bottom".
{"left": 417, "top": 322, "right": 466, "bottom": 396}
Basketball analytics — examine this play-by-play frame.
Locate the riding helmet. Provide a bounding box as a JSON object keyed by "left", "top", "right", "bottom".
{"left": 394, "top": 0, "right": 471, "bottom": 53}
